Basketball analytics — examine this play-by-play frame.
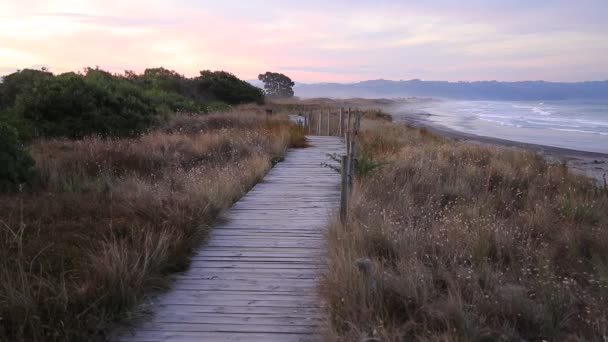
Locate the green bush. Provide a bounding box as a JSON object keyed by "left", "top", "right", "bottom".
{"left": 143, "top": 88, "right": 202, "bottom": 113}
{"left": 14, "top": 71, "right": 156, "bottom": 138}
{"left": 0, "top": 69, "right": 53, "bottom": 109}
{"left": 2, "top": 67, "right": 265, "bottom": 140}
{"left": 128, "top": 67, "right": 191, "bottom": 95}
{"left": 197, "top": 70, "right": 264, "bottom": 105}
{"left": 0, "top": 108, "right": 34, "bottom": 141}
{"left": 0, "top": 122, "right": 34, "bottom": 191}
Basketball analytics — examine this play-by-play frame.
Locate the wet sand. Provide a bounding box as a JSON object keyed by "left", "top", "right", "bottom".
{"left": 390, "top": 109, "right": 608, "bottom": 184}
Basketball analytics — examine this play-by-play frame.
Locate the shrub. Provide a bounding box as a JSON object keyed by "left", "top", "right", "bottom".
{"left": 197, "top": 70, "right": 264, "bottom": 105}
{"left": 0, "top": 69, "right": 53, "bottom": 109}
{"left": 143, "top": 88, "right": 202, "bottom": 113}
{"left": 14, "top": 71, "right": 156, "bottom": 138}
{"left": 0, "top": 122, "right": 34, "bottom": 191}
{"left": 2, "top": 67, "right": 265, "bottom": 140}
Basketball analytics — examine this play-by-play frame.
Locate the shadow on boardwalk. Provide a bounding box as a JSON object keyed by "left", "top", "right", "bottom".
{"left": 112, "top": 136, "right": 345, "bottom": 342}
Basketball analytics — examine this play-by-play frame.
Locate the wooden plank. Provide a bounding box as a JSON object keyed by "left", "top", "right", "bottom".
{"left": 171, "top": 284, "right": 319, "bottom": 293}
{"left": 159, "top": 291, "right": 320, "bottom": 302}
{"left": 146, "top": 313, "right": 322, "bottom": 324}
{"left": 192, "top": 250, "right": 324, "bottom": 258}
{"left": 150, "top": 304, "right": 323, "bottom": 315}
{"left": 179, "top": 270, "right": 323, "bottom": 278}
{"left": 189, "top": 258, "right": 323, "bottom": 264}
{"left": 113, "top": 331, "right": 320, "bottom": 342}
{"left": 122, "top": 322, "right": 316, "bottom": 333}
{"left": 187, "top": 262, "right": 324, "bottom": 269}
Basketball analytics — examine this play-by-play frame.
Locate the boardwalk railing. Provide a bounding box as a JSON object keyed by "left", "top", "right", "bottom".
{"left": 285, "top": 106, "right": 364, "bottom": 224}
{"left": 340, "top": 110, "right": 362, "bottom": 223}
{"left": 287, "top": 107, "right": 364, "bottom": 138}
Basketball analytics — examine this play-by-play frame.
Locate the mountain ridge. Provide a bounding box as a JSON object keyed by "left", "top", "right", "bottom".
{"left": 291, "top": 79, "right": 608, "bottom": 100}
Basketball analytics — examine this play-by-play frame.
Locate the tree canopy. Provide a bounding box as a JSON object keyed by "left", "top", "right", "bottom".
{"left": 13, "top": 70, "right": 157, "bottom": 138}
{"left": 258, "top": 72, "right": 295, "bottom": 98}
{"left": 0, "top": 122, "right": 34, "bottom": 191}
{"left": 0, "top": 69, "right": 53, "bottom": 109}
{"left": 198, "top": 70, "right": 264, "bottom": 105}
{"left": 0, "top": 67, "right": 265, "bottom": 140}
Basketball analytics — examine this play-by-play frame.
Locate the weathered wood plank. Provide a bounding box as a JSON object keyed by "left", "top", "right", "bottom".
{"left": 118, "top": 322, "right": 317, "bottom": 334}
{"left": 114, "top": 331, "right": 320, "bottom": 342}
{"left": 145, "top": 313, "right": 322, "bottom": 325}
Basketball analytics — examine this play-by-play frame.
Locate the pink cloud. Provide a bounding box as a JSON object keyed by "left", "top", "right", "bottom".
{"left": 1, "top": 1, "right": 607, "bottom": 82}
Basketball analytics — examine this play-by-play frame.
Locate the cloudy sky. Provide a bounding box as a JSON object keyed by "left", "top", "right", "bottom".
{"left": 1, "top": 0, "right": 607, "bottom": 82}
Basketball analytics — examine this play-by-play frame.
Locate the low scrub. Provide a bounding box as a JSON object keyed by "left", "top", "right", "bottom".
{"left": 324, "top": 123, "right": 608, "bottom": 341}
{"left": 0, "top": 67, "right": 265, "bottom": 140}
{"left": 0, "top": 110, "right": 296, "bottom": 341}
{"left": 0, "top": 122, "right": 34, "bottom": 191}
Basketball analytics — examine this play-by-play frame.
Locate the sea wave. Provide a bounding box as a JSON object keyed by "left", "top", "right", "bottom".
{"left": 479, "top": 118, "right": 522, "bottom": 128}
{"left": 575, "top": 119, "right": 608, "bottom": 127}
{"left": 531, "top": 107, "right": 554, "bottom": 115}
{"left": 549, "top": 128, "right": 608, "bottom": 136}
{"left": 511, "top": 104, "right": 554, "bottom": 115}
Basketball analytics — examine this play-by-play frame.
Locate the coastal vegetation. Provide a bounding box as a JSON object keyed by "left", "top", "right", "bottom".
{"left": 258, "top": 71, "right": 295, "bottom": 98}
{"left": 0, "top": 67, "right": 263, "bottom": 139}
{"left": 323, "top": 117, "right": 608, "bottom": 341}
{"left": 0, "top": 109, "right": 304, "bottom": 341}
{"left": 0, "top": 67, "right": 304, "bottom": 340}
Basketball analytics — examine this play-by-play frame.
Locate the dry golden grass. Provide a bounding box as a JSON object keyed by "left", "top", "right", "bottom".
{"left": 0, "top": 110, "right": 298, "bottom": 341}
{"left": 324, "top": 123, "right": 608, "bottom": 341}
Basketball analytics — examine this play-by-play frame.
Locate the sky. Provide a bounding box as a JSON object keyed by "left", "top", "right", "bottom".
{"left": 1, "top": 0, "right": 607, "bottom": 83}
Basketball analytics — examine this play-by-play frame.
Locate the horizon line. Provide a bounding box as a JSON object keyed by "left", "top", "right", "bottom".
{"left": 1, "top": 66, "right": 607, "bottom": 85}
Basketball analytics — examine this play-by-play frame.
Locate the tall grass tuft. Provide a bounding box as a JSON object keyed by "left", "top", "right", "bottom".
{"left": 324, "top": 122, "right": 608, "bottom": 341}
{"left": 0, "top": 110, "right": 297, "bottom": 341}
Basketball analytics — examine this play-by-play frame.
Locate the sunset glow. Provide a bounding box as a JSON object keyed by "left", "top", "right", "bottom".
{"left": 1, "top": 0, "right": 607, "bottom": 82}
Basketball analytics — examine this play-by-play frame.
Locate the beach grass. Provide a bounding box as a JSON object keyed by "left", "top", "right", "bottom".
{"left": 323, "top": 121, "right": 608, "bottom": 341}
{"left": 0, "top": 109, "right": 298, "bottom": 341}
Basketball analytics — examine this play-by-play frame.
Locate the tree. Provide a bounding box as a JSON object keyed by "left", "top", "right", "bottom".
{"left": 258, "top": 72, "right": 294, "bottom": 98}
{"left": 197, "top": 70, "right": 264, "bottom": 105}
{"left": 0, "top": 69, "right": 53, "bottom": 109}
{"left": 14, "top": 72, "right": 156, "bottom": 138}
{"left": 0, "top": 121, "right": 34, "bottom": 191}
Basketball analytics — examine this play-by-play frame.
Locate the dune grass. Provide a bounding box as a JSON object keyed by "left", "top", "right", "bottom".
{"left": 0, "top": 110, "right": 303, "bottom": 341}
{"left": 324, "top": 122, "right": 608, "bottom": 341}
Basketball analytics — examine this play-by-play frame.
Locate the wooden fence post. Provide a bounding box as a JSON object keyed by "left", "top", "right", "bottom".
{"left": 339, "top": 107, "right": 343, "bottom": 137}
{"left": 348, "top": 110, "right": 362, "bottom": 190}
{"left": 327, "top": 109, "right": 331, "bottom": 136}
{"left": 347, "top": 108, "right": 352, "bottom": 136}
{"left": 308, "top": 111, "right": 311, "bottom": 134}
{"left": 340, "top": 155, "right": 348, "bottom": 223}
{"left": 317, "top": 111, "right": 321, "bottom": 135}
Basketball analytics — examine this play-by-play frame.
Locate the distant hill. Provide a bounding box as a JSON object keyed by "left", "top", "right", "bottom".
{"left": 293, "top": 79, "right": 608, "bottom": 100}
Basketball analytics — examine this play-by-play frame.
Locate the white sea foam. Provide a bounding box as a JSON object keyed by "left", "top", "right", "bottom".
{"left": 531, "top": 107, "right": 553, "bottom": 115}
{"left": 479, "top": 118, "right": 518, "bottom": 127}
{"left": 421, "top": 100, "right": 608, "bottom": 153}
{"left": 576, "top": 119, "right": 608, "bottom": 127}
{"left": 550, "top": 128, "right": 608, "bottom": 136}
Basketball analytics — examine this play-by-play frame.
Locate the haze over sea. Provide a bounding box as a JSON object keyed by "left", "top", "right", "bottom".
{"left": 407, "top": 100, "right": 608, "bottom": 154}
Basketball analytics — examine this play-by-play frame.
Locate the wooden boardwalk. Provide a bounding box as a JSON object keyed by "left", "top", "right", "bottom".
{"left": 113, "top": 136, "right": 345, "bottom": 342}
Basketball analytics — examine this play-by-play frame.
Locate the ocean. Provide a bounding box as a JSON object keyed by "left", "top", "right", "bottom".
{"left": 408, "top": 100, "right": 608, "bottom": 154}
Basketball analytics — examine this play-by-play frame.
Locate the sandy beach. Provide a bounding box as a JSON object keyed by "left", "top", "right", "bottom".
{"left": 389, "top": 106, "right": 608, "bottom": 184}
